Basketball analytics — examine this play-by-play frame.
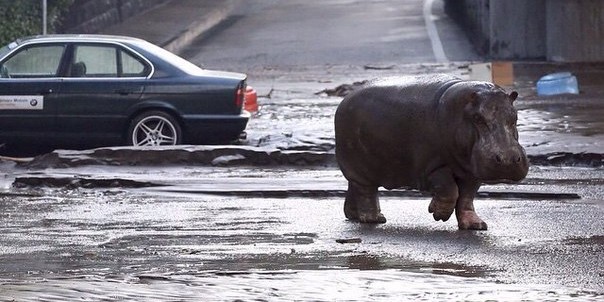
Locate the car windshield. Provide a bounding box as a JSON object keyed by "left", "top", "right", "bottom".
{"left": 137, "top": 40, "right": 204, "bottom": 75}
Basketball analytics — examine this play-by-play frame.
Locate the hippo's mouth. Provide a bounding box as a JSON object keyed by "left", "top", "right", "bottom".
{"left": 470, "top": 157, "right": 529, "bottom": 184}
{"left": 469, "top": 142, "right": 529, "bottom": 183}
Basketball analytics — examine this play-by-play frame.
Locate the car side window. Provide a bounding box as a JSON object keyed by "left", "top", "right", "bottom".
{"left": 70, "top": 44, "right": 148, "bottom": 78}
{"left": 120, "top": 50, "right": 147, "bottom": 77}
{"left": 3, "top": 45, "right": 65, "bottom": 78}
{"left": 73, "top": 45, "right": 118, "bottom": 78}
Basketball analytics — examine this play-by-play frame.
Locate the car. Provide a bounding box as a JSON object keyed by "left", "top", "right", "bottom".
{"left": 0, "top": 34, "right": 251, "bottom": 153}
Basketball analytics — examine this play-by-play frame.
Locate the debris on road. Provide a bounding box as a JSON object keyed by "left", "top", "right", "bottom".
{"left": 0, "top": 155, "right": 33, "bottom": 163}
{"left": 336, "top": 238, "right": 362, "bottom": 244}
{"left": 363, "top": 64, "right": 395, "bottom": 70}
{"left": 315, "top": 80, "right": 368, "bottom": 97}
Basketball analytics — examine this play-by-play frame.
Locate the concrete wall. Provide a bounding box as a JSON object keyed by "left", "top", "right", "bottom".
{"left": 444, "top": 0, "right": 491, "bottom": 55}
{"left": 489, "top": 0, "right": 546, "bottom": 60}
{"left": 546, "top": 0, "right": 604, "bottom": 62}
{"left": 445, "top": 0, "right": 604, "bottom": 62}
{"left": 57, "top": 0, "right": 169, "bottom": 34}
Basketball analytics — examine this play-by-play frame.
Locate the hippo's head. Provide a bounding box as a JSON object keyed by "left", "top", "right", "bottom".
{"left": 460, "top": 85, "right": 529, "bottom": 182}
{"left": 442, "top": 82, "right": 529, "bottom": 183}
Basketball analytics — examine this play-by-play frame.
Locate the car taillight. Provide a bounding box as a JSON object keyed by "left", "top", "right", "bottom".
{"left": 236, "top": 86, "right": 245, "bottom": 108}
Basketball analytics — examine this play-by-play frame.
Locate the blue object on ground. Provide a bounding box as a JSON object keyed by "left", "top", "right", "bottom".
{"left": 536, "top": 72, "right": 579, "bottom": 96}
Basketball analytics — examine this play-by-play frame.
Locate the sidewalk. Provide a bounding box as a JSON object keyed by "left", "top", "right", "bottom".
{"left": 99, "top": 0, "right": 240, "bottom": 54}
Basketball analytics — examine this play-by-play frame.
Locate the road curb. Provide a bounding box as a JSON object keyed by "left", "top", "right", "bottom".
{"left": 100, "top": 0, "right": 240, "bottom": 54}
{"left": 12, "top": 146, "right": 604, "bottom": 169}
{"left": 161, "top": 0, "right": 238, "bottom": 54}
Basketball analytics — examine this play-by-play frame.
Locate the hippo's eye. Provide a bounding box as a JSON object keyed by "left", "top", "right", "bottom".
{"left": 472, "top": 114, "right": 485, "bottom": 125}
{"left": 509, "top": 117, "right": 518, "bottom": 127}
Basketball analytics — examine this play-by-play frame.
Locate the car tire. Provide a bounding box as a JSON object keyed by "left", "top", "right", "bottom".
{"left": 127, "top": 111, "right": 182, "bottom": 146}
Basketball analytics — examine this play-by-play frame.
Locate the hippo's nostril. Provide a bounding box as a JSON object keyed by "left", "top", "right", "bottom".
{"left": 516, "top": 156, "right": 522, "bottom": 163}
{"left": 495, "top": 154, "right": 503, "bottom": 164}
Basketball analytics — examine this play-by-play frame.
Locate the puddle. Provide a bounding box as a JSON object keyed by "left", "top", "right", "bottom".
{"left": 564, "top": 235, "right": 604, "bottom": 246}
{"left": 517, "top": 99, "right": 604, "bottom": 157}
{"left": 2, "top": 270, "right": 601, "bottom": 302}
{"left": 1, "top": 185, "right": 603, "bottom": 295}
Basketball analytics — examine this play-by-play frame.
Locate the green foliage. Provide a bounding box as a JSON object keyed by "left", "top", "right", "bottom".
{"left": 0, "top": 0, "right": 74, "bottom": 46}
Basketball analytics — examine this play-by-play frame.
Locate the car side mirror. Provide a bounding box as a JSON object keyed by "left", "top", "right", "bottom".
{"left": 0, "top": 64, "right": 9, "bottom": 78}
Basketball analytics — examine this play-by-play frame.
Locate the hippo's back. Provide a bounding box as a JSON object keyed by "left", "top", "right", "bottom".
{"left": 352, "top": 74, "right": 460, "bottom": 105}
{"left": 335, "top": 74, "right": 461, "bottom": 188}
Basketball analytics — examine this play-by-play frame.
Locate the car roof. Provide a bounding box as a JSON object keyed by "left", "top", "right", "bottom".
{"left": 4, "top": 34, "right": 247, "bottom": 81}
{"left": 14, "top": 34, "right": 150, "bottom": 47}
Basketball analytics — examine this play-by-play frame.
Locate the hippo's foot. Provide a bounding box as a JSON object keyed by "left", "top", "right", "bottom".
{"left": 456, "top": 210, "right": 488, "bottom": 230}
{"left": 344, "top": 181, "right": 385, "bottom": 224}
{"left": 358, "top": 212, "right": 387, "bottom": 224}
{"left": 428, "top": 198, "right": 455, "bottom": 222}
{"left": 344, "top": 199, "right": 358, "bottom": 220}
{"left": 345, "top": 203, "right": 387, "bottom": 224}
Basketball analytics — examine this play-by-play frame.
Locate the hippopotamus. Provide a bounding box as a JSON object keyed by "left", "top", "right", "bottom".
{"left": 334, "top": 74, "right": 529, "bottom": 230}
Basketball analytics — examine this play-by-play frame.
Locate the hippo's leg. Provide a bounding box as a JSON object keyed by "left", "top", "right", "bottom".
{"left": 345, "top": 181, "right": 386, "bottom": 224}
{"left": 455, "top": 180, "right": 487, "bottom": 230}
{"left": 427, "top": 167, "right": 459, "bottom": 222}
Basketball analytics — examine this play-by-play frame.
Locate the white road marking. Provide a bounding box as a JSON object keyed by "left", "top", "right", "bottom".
{"left": 423, "top": 0, "right": 449, "bottom": 63}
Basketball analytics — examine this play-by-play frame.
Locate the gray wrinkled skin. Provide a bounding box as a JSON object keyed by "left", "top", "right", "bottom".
{"left": 335, "top": 74, "right": 529, "bottom": 230}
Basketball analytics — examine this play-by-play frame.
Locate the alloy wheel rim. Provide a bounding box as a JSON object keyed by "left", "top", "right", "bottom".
{"left": 132, "top": 116, "right": 177, "bottom": 146}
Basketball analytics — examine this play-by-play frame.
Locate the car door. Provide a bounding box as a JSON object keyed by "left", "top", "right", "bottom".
{"left": 0, "top": 43, "right": 66, "bottom": 145}
{"left": 56, "top": 43, "right": 148, "bottom": 145}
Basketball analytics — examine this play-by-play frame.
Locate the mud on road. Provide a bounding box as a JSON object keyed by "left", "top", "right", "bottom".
{"left": 1, "top": 65, "right": 604, "bottom": 301}
{"left": 1, "top": 164, "right": 604, "bottom": 301}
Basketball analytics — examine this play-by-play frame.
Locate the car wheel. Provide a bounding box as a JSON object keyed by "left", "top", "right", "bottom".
{"left": 128, "top": 111, "right": 182, "bottom": 146}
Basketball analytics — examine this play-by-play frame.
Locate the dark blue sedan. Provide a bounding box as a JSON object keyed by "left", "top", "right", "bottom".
{"left": 0, "top": 34, "right": 250, "bottom": 152}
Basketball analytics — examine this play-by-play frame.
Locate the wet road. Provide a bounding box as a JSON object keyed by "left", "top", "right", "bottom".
{"left": 2, "top": 0, "right": 604, "bottom": 300}
{"left": 1, "top": 77, "right": 604, "bottom": 300}
{"left": 1, "top": 164, "right": 604, "bottom": 300}
{"left": 181, "top": 0, "right": 479, "bottom": 71}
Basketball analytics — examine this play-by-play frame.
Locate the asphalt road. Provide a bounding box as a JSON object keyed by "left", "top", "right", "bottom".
{"left": 181, "top": 0, "right": 480, "bottom": 72}
{"left": 1, "top": 1, "right": 603, "bottom": 301}
{"left": 1, "top": 84, "right": 603, "bottom": 300}
{"left": 1, "top": 159, "right": 603, "bottom": 300}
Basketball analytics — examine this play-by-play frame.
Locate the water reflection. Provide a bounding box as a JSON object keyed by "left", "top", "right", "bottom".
{"left": 2, "top": 270, "right": 601, "bottom": 302}
{"left": 346, "top": 254, "right": 490, "bottom": 278}
{"left": 517, "top": 101, "right": 604, "bottom": 155}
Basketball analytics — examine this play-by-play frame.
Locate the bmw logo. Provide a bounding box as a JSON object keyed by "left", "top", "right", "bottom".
{"left": 30, "top": 99, "right": 38, "bottom": 107}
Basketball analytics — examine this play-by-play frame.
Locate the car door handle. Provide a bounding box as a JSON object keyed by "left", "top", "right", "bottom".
{"left": 115, "top": 89, "right": 133, "bottom": 95}
{"left": 39, "top": 89, "right": 53, "bottom": 95}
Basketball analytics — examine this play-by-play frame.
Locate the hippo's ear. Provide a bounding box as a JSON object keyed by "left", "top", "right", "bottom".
{"left": 509, "top": 91, "right": 519, "bottom": 103}
{"left": 464, "top": 91, "right": 480, "bottom": 113}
